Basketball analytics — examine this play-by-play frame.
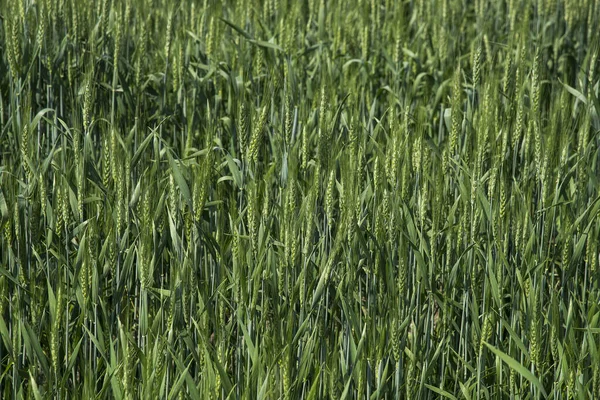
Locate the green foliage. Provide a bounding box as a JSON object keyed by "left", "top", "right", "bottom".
{"left": 1, "top": 0, "right": 599, "bottom": 398}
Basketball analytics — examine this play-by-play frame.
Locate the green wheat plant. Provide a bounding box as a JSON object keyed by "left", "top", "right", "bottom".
{"left": 0, "top": 0, "right": 599, "bottom": 398}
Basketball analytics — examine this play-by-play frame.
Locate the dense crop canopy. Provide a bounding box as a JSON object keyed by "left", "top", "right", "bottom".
{"left": 0, "top": 0, "right": 599, "bottom": 398}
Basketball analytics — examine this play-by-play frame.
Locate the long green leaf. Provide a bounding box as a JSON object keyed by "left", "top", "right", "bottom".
{"left": 484, "top": 342, "right": 547, "bottom": 397}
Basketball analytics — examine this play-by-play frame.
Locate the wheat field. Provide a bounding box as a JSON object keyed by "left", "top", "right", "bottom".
{"left": 1, "top": 0, "right": 599, "bottom": 398}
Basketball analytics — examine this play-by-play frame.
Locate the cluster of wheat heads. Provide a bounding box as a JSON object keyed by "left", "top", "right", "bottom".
{"left": 1, "top": 0, "right": 599, "bottom": 398}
